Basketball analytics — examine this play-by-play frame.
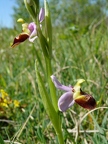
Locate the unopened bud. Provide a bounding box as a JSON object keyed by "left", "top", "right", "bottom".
{"left": 17, "top": 18, "right": 25, "bottom": 23}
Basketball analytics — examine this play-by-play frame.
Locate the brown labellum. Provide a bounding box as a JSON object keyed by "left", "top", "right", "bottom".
{"left": 11, "top": 33, "right": 29, "bottom": 48}
{"left": 75, "top": 89, "right": 96, "bottom": 110}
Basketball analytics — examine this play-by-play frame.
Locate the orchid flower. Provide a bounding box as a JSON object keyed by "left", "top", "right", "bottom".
{"left": 51, "top": 75, "right": 96, "bottom": 112}
{"left": 11, "top": 8, "right": 45, "bottom": 48}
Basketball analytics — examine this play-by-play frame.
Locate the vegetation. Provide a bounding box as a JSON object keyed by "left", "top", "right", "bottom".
{"left": 0, "top": 0, "right": 108, "bottom": 143}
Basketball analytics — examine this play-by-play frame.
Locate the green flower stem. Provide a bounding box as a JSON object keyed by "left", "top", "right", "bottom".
{"left": 35, "top": 60, "right": 64, "bottom": 144}
{"left": 44, "top": 0, "right": 52, "bottom": 57}
{"left": 24, "top": 0, "right": 64, "bottom": 143}
{"left": 57, "top": 130, "right": 64, "bottom": 144}
{"left": 45, "top": 57, "right": 58, "bottom": 112}
{"left": 44, "top": 56, "right": 64, "bottom": 143}
{"left": 54, "top": 118, "right": 64, "bottom": 144}
{"left": 38, "top": 27, "right": 50, "bottom": 58}
{"left": 55, "top": 116, "right": 64, "bottom": 144}
{"left": 45, "top": 57, "right": 64, "bottom": 143}
{"left": 32, "top": 0, "right": 39, "bottom": 15}
{"left": 55, "top": 119, "right": 64, "bottom": 144}
{"left": 24, "top": 0, "right": 36, "bottom": 22}
{"left": 51, "top": 113, "right": 64, "bottom": 144}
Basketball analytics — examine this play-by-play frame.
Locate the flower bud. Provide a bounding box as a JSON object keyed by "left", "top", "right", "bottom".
{"left": 17, "top": 18, "right": 25, "bottom": 23}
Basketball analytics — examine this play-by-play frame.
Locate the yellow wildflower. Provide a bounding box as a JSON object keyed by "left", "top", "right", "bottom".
{"left": 0, "top": 102, "right": 8, "bottom": 107}
{"left": 0, "top": 89, "right": 8, "bottom": 99}
{"left": 0, "top": 89, "right": 11, "bottom": 107}
{"left": 14, "top": 100, "right": 20, "bottom": 108}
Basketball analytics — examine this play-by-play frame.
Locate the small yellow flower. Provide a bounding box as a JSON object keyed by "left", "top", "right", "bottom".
{"left": 0, "top": 89, "right": 8, "bottom": 99}
{"left": 0, "top": 89, "right": 12, "bottom": 107}
{"left": 3, "top": 98, "right": 8, "bottom": 103}
{"left": 0, "top": 102, "right": 8, "bottom": 107}
{"left": 14, "top": 100, "right": 20, "bottom": 108}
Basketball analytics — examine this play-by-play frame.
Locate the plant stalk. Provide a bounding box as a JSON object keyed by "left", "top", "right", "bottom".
{"left": 45, "top": 57, "right": 58, "bottom": 112}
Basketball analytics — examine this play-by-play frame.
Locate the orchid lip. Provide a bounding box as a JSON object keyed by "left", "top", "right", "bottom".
{"left": 11, "top": 33, "right": 29, "bottom": 48}
{"left": 74, "top": 90, "right": 96, "bottom": 110}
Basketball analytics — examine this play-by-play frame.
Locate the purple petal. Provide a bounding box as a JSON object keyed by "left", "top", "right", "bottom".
{"left": 28, "top": 22, "right": 37, "bottom": 42}
{"left": 28, "top": 22, "right": 36, "bottom": 33}
{"left": 29, "top": 35, "right": 38, "bottom": 42}
{"left": 58, "top": 92, "right": 74, "bottom": 112}
{"left": 39, "top": 8, "right": 45, "bottom": 23}
{"left": 51, "top": 75, "right": 72, "bottom": 91}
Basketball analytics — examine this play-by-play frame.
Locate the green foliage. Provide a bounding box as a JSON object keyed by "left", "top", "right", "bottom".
{"left": 12, "top": 0, "right": 108, "bottom": 28}
{"left": 0, "top": 0, "right": 108, "bottom": 143}
{"left": 0, "top": 19, "right": 108, "bottom": 143}
{"left": 12, "top": 0, "right": 32, "bottom": 28}
{"left": 49, "top": 0, "right": 107, "bottom": 27}
{"left": 0, "top": 135, "right": 5, "bottom": 144}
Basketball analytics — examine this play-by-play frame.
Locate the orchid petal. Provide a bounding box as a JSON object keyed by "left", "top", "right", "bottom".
{"left": 28, "top": 22, "right": 37, "bottom": 35}
{"left": 39, "top": 8, "right": 45, "bottom": 23}
{"left": 28, "top": 22, "right": 37, "bottom": 42}
{"left": 11, "top": 33, "right": 29, "bottom": 48}
{"left": 74, "top": 90, "right": 96, "bottom": 110}
{"left": 51, "top": 75, "right": 73, "bottom": 91}
{"left": 29, "top": 35, "right": 38, "bottom": 42}
{"left": 74, "top": 79, "right": 85, "bottom": 92}
{"left": 58, "top": 92, "right": 74, "bottom": 112}
{"left": 22, "top": 23, "right": 30, "bottom": 34}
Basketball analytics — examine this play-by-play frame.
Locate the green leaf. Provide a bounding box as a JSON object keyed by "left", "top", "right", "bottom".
{"left": 38, "top": 27, "right": 50, "bottom": 58}
{"left": 0, "top": 135, "right": 5, "bottom": 144}
{"left": 35, "top": 60, "right": 57, "bottom": 124}
{"left": 24, "top": 0, "right": 36, "bottom": 21}
{"left": 44, "top": 0, "right": 52, "bottom": 55}
{"left": 32, "top": 44, "right": 46, "bottom": 78}
{"left": 45, "top": 57, "right": 58, "bottom": 112}
{"left": 35, "top": 60, "right": 64, "bottom": 143}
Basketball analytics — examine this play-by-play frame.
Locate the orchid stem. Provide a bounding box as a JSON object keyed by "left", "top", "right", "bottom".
{"left": 45, "top": 57, "right": 64, "bottom": 143}
{"left": 57, "top": 133, "right": 64, "bottom": 144}
{"left": 55, "top": 121, "right": 64, "bottom": 144}
{"left": 45, "top": 57, "right": 58, "bottom": 112}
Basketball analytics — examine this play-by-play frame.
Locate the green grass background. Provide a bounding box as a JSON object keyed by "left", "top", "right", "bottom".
{"left": 0, "top": 20, "right": 108, "bottom": 144}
